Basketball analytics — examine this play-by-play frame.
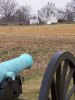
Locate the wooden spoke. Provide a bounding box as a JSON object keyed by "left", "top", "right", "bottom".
{"left": 63, "top": 68, "right": 74, "bottom": 100}
{"left": 60, "top": 60, "right": 69, "bottom": 100}
{"left": 51, "top": 78, "right": 57, "bottom": 100}
{"left": 56, "top": 64, "right": 61, "bottom": 100}
{"left": 48, "top": 97, "right": 50, "bottom": 100}
{"left": 65, "top": 85, "right": 75, "bottom": 100}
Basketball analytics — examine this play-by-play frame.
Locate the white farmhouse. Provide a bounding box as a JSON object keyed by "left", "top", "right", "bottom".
{"left": 38, "top": 2, "right": 64, "bottom": 24}
{"left": 30, "top": 2, "right": 64, "bottom": 24}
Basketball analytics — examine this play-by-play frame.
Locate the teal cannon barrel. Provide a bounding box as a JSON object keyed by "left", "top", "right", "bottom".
{"left": 0, "top": 54, "right": 33, "bottom": 83}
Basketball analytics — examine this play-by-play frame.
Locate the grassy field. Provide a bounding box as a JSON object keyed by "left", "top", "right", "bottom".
{"left": 0, "top": 24, "right": 75, "bottom": 34}
{"left": 0, "top": 24, "right": 75, "bottom": 99}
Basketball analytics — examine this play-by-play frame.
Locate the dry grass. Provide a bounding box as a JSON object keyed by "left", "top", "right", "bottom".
{"left": 0, "top": 24, "right": 75, "bottom": 99}
{"left": 0, "top": 24, "right": 75, "bottom": 34}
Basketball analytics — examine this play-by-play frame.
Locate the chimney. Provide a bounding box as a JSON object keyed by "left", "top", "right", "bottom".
{"left": 48, "top": 2, "right": 49, "bottom": 5}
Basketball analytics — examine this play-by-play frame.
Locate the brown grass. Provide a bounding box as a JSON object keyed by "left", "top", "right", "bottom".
{"left": 0, "top": 24, "right": 75, "bottom": 34}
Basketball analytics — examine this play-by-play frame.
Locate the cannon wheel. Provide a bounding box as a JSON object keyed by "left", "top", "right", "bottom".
{"left": 39, "top": 51, "right": 75, "bottom": 100}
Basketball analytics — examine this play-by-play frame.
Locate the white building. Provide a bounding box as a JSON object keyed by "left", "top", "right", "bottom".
{"left": 30, "top": 2, "right": 65, "bottom": 24}
{"left": 30, "top": 17, "right": 39, "bottom": 24}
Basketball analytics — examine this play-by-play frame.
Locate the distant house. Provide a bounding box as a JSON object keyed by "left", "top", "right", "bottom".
{"left": 30, "top": 2, "right": 65, "bottom": 24}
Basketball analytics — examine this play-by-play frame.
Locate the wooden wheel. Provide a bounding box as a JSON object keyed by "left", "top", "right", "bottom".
{"left": 39, "top": 51, "right": 75, "bottom": 100}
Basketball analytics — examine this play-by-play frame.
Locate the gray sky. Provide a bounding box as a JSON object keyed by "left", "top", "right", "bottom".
{"left": 17, "top": 0, "right": 72, "bottom": 15}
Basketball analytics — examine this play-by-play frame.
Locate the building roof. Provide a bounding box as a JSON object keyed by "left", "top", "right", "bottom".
{"left": 38, "top": 2, "right": 64, "bottom": 13}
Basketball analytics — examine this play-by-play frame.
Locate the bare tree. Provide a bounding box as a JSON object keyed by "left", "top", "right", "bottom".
{"left": 15, "top": 5, "right": 32, "bottom": 24}
{"left": 65, "top": 0, "right": 75, "bottom": 21}
{"left": 0, "top": 0, "right": 17, "bottom": 22}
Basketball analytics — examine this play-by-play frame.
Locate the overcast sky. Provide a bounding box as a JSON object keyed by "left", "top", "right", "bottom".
{"left": 17, "top": 0, "right": 72, "bottom": 15}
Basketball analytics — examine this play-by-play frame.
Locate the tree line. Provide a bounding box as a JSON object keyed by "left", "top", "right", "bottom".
{"left": 0, "top": 0, "right": 75, "bottom": 25}
{"left": 65, "top": 0, "right": 75, "bottom": 21}
{"left": 0, "top": 0, "right": 32, "bottom": 24}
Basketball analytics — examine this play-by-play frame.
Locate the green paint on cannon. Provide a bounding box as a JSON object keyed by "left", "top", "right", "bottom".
{"left": 0, "top": 54, "right": 33, "bottom": 83}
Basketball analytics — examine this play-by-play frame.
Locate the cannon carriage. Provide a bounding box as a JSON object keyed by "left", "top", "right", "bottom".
{"left": 0, "top": 51, "right": 75, "bottom": 100}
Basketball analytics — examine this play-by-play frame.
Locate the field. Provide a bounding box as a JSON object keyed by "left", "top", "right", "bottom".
{"left": 0, "top": 24, "right": 75, "bottom": 99}
{"left": 0, "top": 24, "right": 75, "bottom": 34}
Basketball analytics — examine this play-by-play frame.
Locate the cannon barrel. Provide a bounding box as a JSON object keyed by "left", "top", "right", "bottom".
{"left": 0, "top": 54, "right": 33, "bottom": 83}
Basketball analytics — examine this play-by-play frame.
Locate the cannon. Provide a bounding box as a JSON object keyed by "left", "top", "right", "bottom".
{"left": 0, "top": 51, "right": 75, "bottom": 100}
{"left": 0, "top": 54, "right": 33, "bottom": 100}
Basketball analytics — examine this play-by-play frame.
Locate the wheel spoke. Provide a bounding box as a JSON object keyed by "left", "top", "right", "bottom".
{"left": 48, "top": 97, "right": 50, "bottom": 100}
{"left": 60, "top": 60, "right": 69, "bottom": 100}
{"left": 65, "top": 85, "right": 75, "bottom": 100}
{"left": 51, "top": 78, "right": 57, "bottom": 100}
{"left": 63, "top": 68, "right": 74, "bottom": 100}
{"left": 56, "top": 64, "right": 61, "bottom": 100}
{"left": 73, "top": 70, "right": 75, "bottom": 84}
